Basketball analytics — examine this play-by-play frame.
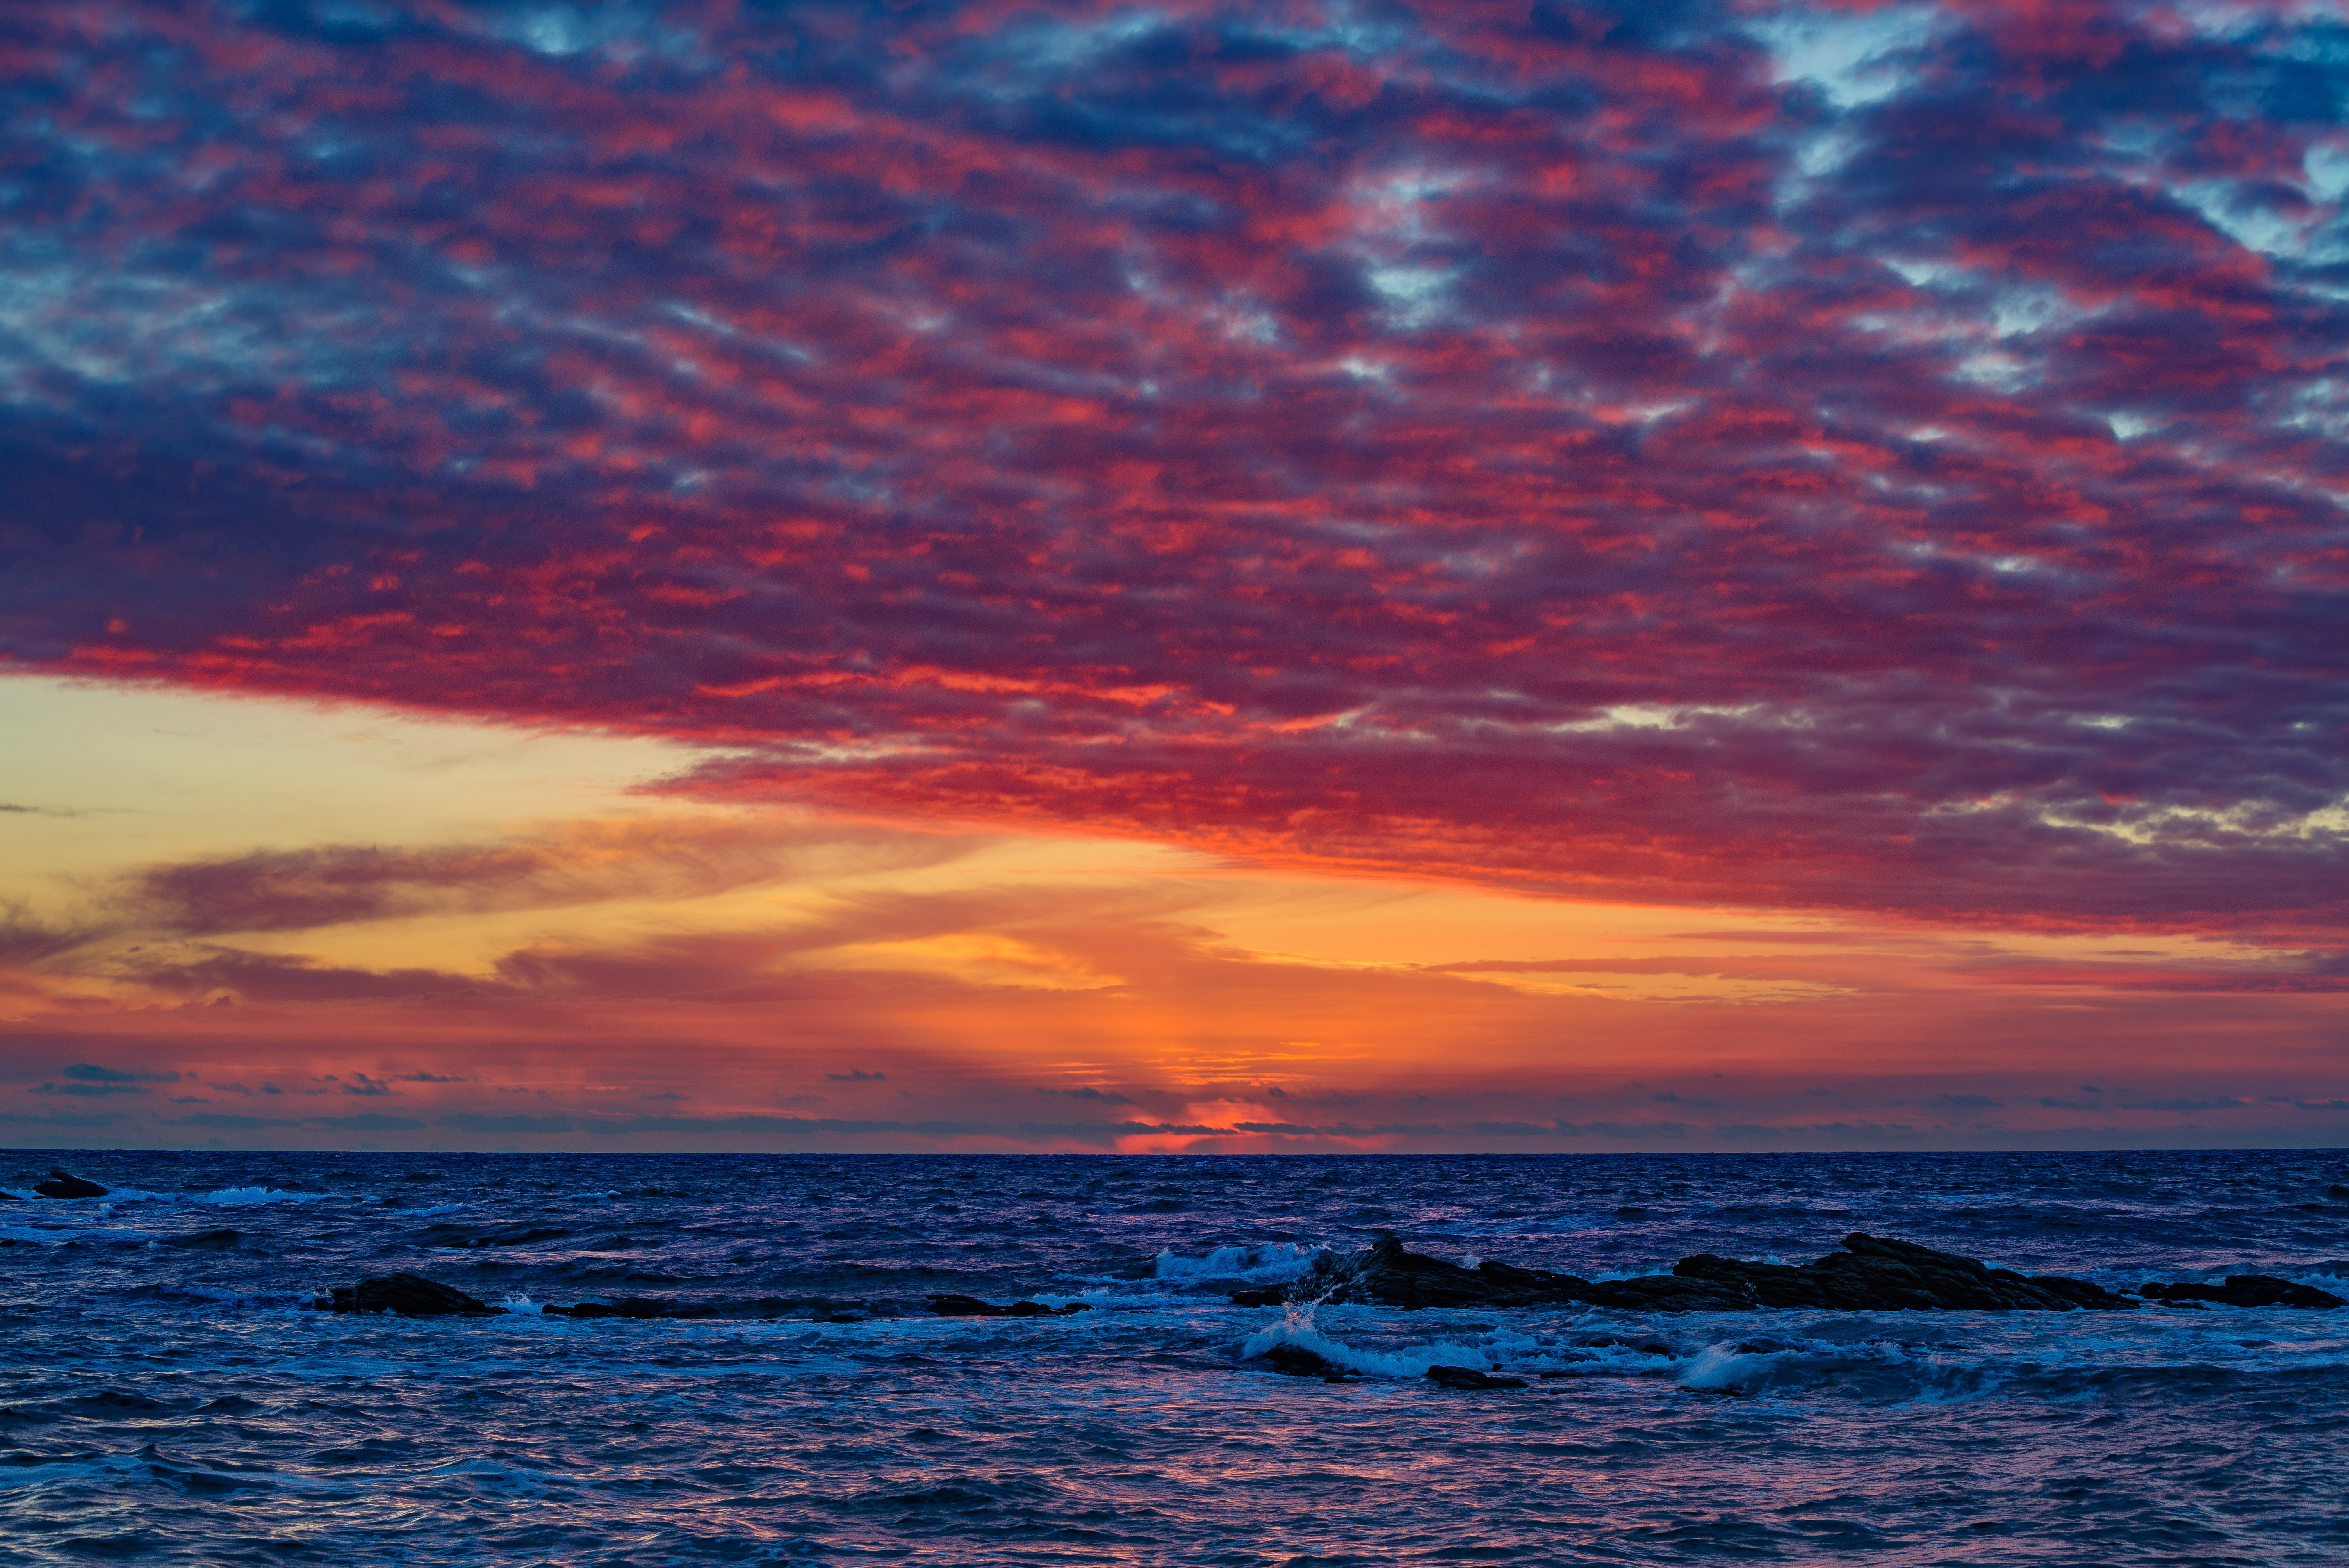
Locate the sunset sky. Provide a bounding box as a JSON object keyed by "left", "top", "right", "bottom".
{"left": 3, "top": 0, "right": 2346, "bottom": 1153}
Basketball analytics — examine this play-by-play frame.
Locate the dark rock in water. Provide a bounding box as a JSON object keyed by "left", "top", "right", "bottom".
{"left": 2139, "top": 1276, "right": 2344, "bottom": 1309}
{"left": 34, "top": 1169, "right": 107, "bottom": 1199}
{"left": 0, "top": 1188, "right": 18, "bottom": 1201}
{"left": 1260, "top": 1343, "right": 1347, "bottom": 1378}
{"left": 1229, "top": 1285, "right": 1286, "bottom": 1308}
{"left": 1673, "top": 1234, "right": 2139, "bottom": 1313}
{"left": 924, "top": 1294, "right": 1091, "bottom": 1318}
{"left": 161, "top": 1229, "right": 240, "bottom": 1251}
{"left": 327, "top": 1272, "right": 497, "bottom": 1317}
{"left": 1280, "top": 1230, "right": 2136, "bottom": 1313}
{"left": 2327, "top": 1184, "right": 2349, "bottom": 1199}
{"left": 1290, "top": 1233, "right": 1596, "bottom": 1309}
{"left": 1425, "top": 1365, "right": 1526, "bottom": 1390}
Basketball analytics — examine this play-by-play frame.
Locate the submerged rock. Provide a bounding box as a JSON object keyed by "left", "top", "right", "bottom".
{"left": 1258, "top": 1344, "right": 1349, "bottom": 1379}
{"left": 2139, "top": 1276, "right": 2344, "bottom": 1309}
{"left": 924, "top": 1294, "right": 1091, "bottom": 1318}
{"left": 1274, "top": 1231, "right": 2138, "bottom": 1313}
{"left": 33, "top": 1169, "right": 107, "bottom": 1199}
{"left": 326, "top": 1273, "right": 497, "bottom": 1317}
{"left": 161, "top": 1229, "right": 241, "bottom": 1251}
{"left": 1424, "top": 1365, "right": 1527, "bottom": 1390}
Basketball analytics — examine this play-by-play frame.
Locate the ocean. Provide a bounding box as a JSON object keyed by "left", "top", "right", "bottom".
{"left": 3, "top": 1148, "right": 2345, "bottom": 1564}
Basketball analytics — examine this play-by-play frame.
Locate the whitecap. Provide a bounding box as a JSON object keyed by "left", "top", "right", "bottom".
{"left": 1151, "top": 1242, "right": 1326, "bottom": 1284}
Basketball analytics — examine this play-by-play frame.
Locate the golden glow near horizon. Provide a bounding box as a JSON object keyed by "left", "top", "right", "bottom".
{"left": 2, "top": 675, "right": 2340, "bottom": 1152}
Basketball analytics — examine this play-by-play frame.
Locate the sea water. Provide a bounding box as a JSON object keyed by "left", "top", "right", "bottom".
{"left": 2, "top": 1148, "right": 2345, "bottom": 1564}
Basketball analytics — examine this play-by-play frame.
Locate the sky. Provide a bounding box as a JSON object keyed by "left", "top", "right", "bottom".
{"left": 2, "top": 0, "right": 2346, "bottom": 1154}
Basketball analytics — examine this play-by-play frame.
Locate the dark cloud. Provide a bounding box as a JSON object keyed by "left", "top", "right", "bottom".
{"left": 110, "top": 823, "right": 971, "bottom": 937}
{"left": 1037, "top": 1086, "right": 1137, "bottom": 1105}
{"left": 827, "top": 1071, "right": 888, "bottom": 1082}
{"left": 61, "top": 1063, "right": 180, "bottom": 1083}
{"left": 33, "top": 1063, "right": 182, "bottom": 1097}
{"left": 0, "top": 1, "right": 2344, "bottom": 936}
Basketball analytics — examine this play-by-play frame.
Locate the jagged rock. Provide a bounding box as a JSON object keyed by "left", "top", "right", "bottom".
{"left": 2139, "top": 1276, "right": 2344, "bottom": 1309}
{"left": 34, "top": 1169, "right": 107, "bottom": 1199}
{"left": 1229, "top": 1285, "right": 1286, "bottom": 1307}
{"left": 327, "top": 1272, "right": 497, "bottom": 1317}
{"left": 1289, "top": 1234, "right": 1593, "bottom": 1309}
{"left": 161, "top": 1229, "right": 240, "bottom": 1250}
{"left": 1276, "top": 1231, "right": 2136, "bottom": 1313}
{"left": 1425, "top": 1365, "right": 1527, "bottom": 1390}
{"left": 1673, "top": 1234, "right": 2139, "bottom": 1312}
{"left": 924, "top": 1294, "right": 1091, "bottom": 1318}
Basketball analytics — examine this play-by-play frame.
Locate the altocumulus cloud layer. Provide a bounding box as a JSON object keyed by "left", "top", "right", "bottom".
{"left": 4, "top": 0, "right": 2349, "bottom": 932}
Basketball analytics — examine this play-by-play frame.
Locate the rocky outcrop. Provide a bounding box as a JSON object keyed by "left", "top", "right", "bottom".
{"left": 326, "top": 1272, "right": 497, "bottom": 1317}
{"left": 33, "top": 1169, "right": 107, "bottom": 1199}
{"left": 2139, "top": 1276, "right": 2344, "bottom": 1309}
{"left": 1670, "top": 1233, "right": 2138, "bottom": 1312}
{"left": 924, "top": 1294, "right": 1091, "bottom": 1318}
{"left": 1259, "top": 1231, "right": 2139, "bottom": 1313}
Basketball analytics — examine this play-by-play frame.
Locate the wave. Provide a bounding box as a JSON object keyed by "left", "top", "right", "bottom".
{"left": 1150, "top": 1242, "right": 1326, "bottom": 1285}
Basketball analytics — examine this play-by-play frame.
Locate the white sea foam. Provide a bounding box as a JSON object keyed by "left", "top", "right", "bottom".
{"left": 1151, "top": 1242, "right": 1326, "bottom": 1283}
{"left": 194, "top": 1187, "right": 323, "bottom": 1206}
{"left": 498, "top": 1292, "right": 545, "bottom": 1316}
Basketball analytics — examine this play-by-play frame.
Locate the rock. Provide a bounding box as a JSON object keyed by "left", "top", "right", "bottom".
{"left": 2327, "top": 1184, "right": 2349, "bottom": 1199}
{"left": 326, "top": 1272, "right": 497, "bottom": 1317}
{"left": 2138, "top": 1276, "right": 2345, "bottom": 1309}
{"left": 1424, "top": 1365, "right": 1527, "bottom": 1390}
{"left": 1274, "top": 1231, "right": 2136, "bottom": 1313}
{"left": 0, "top": 1189, "right": 18, "bottom": 1201}
{"left": 1675, "top": 1234, "right": 2138, "bottom": 1312}
{"left": 161, "top": 1229, "right": 241, "bottom": 1251}
{"left": 923, "top": 1294, "right": 1091, "bottom": 1318}
{"left": 1229, "top": 1286, "right": 1285, "bottom": 1307}
{"left": 1289, "top": 1233, "right": 1594, "bottom": 1309}
{"left": 33, "top": 1169, "right": 107, "bottom": 1199}
{"left": 1260, "top": 1344, "right": 1347, "bottom": 1378}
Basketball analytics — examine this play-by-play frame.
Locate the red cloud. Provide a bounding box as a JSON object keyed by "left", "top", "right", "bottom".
{"left": 3, "top": 0, "right": 2347, "bottom": 935}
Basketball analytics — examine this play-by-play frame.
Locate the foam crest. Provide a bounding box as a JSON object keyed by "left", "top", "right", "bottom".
{"left": 1241, "top": 1315, "right": 1515, "bottom": 1379}
{"left": 192, "top": 1187, "right": 322, "bottom": 1206}
{"left": 1151, "top": 1242, "right": 1325, "bottom": 1283}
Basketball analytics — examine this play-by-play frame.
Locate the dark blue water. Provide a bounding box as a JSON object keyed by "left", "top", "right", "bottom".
{"left": 4, "top": 1149, "right": 2347, "bottom": 1564}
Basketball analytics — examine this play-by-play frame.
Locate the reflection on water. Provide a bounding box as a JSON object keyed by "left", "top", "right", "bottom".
{"left": 2, "top": 1148, "right": 2345, "bottom": 1564}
